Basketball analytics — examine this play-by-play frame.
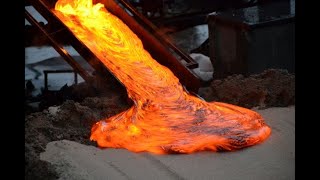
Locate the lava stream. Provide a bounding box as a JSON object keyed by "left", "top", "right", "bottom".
{"left": 54, "top": 0, "right": 271, "bottom": 154}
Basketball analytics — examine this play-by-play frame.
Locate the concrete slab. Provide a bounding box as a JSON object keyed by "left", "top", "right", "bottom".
{"left": 40, "top": 106, "right": 295, "bottom": 180}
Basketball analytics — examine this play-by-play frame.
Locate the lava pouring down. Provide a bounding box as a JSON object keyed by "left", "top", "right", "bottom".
{"left": 54, "top": 0, "right": 271, "bottom": 154}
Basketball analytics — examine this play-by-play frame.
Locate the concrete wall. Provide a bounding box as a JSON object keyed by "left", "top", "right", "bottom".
{"left": 247, "top": 23, "right": 295, "bottom": 74}
{"left": 208, "top": 1, "right": 295, "bottom": 78}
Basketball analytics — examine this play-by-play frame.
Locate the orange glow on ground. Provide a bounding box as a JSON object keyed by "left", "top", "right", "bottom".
{"left": 54, "top": 0, "right": 271, "bottom": 154}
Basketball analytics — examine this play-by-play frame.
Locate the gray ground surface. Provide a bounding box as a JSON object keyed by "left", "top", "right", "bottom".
{"left": 39, "top": 106, "right": 295, "bottom": 180}
{"left": 25, "top": 69, "right": 295, "bottom": 179}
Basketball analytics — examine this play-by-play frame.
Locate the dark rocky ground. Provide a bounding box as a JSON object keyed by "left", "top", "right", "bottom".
{"left": 199, "top": 69, "right": 295, "bottom": 109}
{"left": 25, "top": 95, "right": 130, "bottom": 179}
{"left": 25, "top": 68, "right": 295, "bottom": 179}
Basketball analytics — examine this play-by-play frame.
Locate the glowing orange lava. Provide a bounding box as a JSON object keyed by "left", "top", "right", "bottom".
{"left": 54, "top": 0, "right": 271, "bottom": 154}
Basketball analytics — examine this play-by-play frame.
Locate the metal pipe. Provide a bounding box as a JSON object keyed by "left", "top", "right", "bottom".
{"left": 44, "top": 71, "right": 48, "bottom": 90}
{"left": 42, "top": 70, "right": 78, "bottom": 89}
{"left": 74, "top": 72, "right": 78, "bottom": 85}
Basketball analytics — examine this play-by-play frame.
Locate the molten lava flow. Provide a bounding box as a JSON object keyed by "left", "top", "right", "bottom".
{"left": 54, "top": 0, "right": 271, "bottom": 154}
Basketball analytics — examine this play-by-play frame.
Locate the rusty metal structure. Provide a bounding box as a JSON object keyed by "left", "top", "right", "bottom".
{"left": 25, "top": 0, "right": 201, "bottom": 93}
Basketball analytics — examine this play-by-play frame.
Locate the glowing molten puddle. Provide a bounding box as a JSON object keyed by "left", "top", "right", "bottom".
{"left": 54, "top": 0, "right": 271, "bottom": 154}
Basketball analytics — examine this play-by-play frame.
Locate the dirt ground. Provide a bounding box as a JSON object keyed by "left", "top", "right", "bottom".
{"left": 25, "top": 68, "right": 294, "bottom": 179}
{"left": 25, "top": 93, "right": 130, "bottom": 179}
{"left": 199, "top": 69, "right": 295, "bottom": 109}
